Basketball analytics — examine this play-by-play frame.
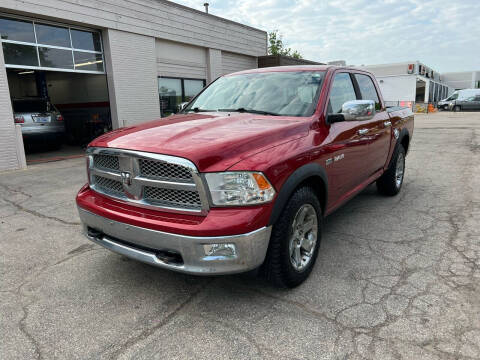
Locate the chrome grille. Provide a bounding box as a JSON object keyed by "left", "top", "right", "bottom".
{"left": 93, "top": 175, "right": 123, "bottom": 196}
{"left": 93, "top": 154, "right": 119, "bottom": 171}
{"left": 139, "top": 159, "right": 193, "bottom": 182}
{"left": 87, "top": 148, "right": 208, "bottom": 214}
{"left": 144, "top": 187, "right": 201, "bottom": 209}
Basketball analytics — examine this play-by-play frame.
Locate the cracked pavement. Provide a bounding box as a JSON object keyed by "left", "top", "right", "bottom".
{"left": 1, "top": 111, "right": 479, "bottom": 359}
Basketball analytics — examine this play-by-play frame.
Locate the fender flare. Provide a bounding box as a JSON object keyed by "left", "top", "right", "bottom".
{"left": 397, "top": 127, "right": 410, "bottom": 154}
{"left": 268, "top": 163, "right": 328, "bottom": 226}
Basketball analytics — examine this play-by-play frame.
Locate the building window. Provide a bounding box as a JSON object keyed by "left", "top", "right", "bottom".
{"left": 158, "top": 77, "right": 205, "bottom": 117}
{"left": 0, "top": 16, "right": 104, "bottom": 73}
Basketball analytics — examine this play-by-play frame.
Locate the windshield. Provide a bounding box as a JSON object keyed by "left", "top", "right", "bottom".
{"left": 12, "top": 99, "right": 50, "bottom": 113}
{"left": 184, "top": 71, "right": 326, "bottom": 117}
{"left": 446, "top": 92, "right": 458, "bottom": 101}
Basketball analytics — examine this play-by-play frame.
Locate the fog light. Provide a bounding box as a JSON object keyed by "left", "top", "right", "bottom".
{"left": 203, "top": 243, "right": 237, "bottom": 257}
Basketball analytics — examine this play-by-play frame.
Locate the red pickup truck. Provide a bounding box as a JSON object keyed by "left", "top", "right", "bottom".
{"left": 76, "top": 66, "right": 414, "bottom": 287}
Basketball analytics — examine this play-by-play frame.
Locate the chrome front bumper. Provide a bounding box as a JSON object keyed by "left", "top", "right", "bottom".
{"left": 77, "top": 207, "right": 272, "bottom": 275}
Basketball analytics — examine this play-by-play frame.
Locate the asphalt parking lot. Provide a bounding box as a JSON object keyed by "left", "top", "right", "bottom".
{"left": 1, "top": 111, "right": 479, "bottom": 360}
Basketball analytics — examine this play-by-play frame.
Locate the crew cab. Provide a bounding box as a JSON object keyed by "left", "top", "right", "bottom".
{"left": 76, "top": 66, "right": 414, "bottom": 288}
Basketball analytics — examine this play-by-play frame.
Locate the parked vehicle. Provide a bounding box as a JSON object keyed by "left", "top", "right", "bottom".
{"left": 449, "top": 92, "right": 480, "bottom": 112}
{"left": 439, "top": 89, "right": 480, "bottom": 111}
{"left": 76, "top": 66, "right": 414, "bottom": 287}
{"left": 437, "top": 94, "right": 457, "bottom": 110}
{"left": 12, "top": 97, "right": 65, "bottom": 148}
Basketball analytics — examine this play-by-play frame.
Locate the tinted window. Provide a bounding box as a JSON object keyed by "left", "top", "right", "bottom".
{"left": 159, "top": 78, "right": 182, "bottom": 117}
{"left": 186, "top": 71, "right": 325, "bottom": 117}
{"left": 2, "top": 43, "right": 38, "bottom": 66}
{"left": 35, "top": 23, "right": 70, "bottom": 47}
{"left": 71, "top": 29, "right": 102, "bottom": 51}
{"left": 355, "top": 74, "right": 380, "bottom": 109}
{"left": 328, "top": 73, "right": 357, "bottom": 114}
{"left": 184, "top": 79, "right": 204, "bottom": 102}
{"left": 12, "top": 99, "right": 48, "bottom": 113}
{"left": 38, "top": 47, "right": 74, "bottom": 69}
{"left": 74, "top": 51, "right": 103, "bottom": 71}
{"left": 0, "top": 17, "right": 35, "bottom": 42}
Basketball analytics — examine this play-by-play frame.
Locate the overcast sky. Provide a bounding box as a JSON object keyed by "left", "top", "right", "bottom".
{"left": 172, "top": 0, "right": 478, "bottom": 73}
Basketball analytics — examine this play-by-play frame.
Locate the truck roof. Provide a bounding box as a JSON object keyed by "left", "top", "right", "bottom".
{"left": 227, "top": 65, "right": 373, "bottom": 76}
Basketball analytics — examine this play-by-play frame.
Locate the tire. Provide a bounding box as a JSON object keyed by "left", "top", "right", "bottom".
{"left": 263, "top": 186, "right": 322, "bottom": 288}
{"left": 454, "top": 105, "right": 461, "bottom": 112}
{"left": 376, "top": 144, "right": 406, "bottom": 196}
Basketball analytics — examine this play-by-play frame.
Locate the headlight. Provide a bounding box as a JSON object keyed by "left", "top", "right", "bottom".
{"left": 204, "top": 172, "right": 275, "bottom": 206}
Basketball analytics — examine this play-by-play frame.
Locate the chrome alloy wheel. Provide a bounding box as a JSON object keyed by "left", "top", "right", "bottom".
{"left": 395, "top": 151, "right": 405, "bottom": 188}
{"left": 289, "top": 204, "right": 318, "bottom": 272}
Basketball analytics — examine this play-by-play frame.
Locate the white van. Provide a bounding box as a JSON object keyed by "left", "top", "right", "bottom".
{"left": 438, "top": 89, "right": 480, "bottom": 110}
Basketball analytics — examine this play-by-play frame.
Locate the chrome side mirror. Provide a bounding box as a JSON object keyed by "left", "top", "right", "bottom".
{"left": 341, "top": 100, "right": 375, "bottom": 121}
{"left": 178, "top": 102, "right": 189, "bottom": 112}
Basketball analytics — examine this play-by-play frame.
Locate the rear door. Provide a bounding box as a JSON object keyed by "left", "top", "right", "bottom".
{"left": 352, "top": 73, "right": 392, "bottom": 175}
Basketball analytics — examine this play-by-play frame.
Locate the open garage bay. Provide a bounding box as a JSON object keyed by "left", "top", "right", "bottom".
{"left": 0, "top": 112, "right": 479, "bottom": 359}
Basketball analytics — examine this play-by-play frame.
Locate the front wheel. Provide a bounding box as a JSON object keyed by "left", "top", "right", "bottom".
{"left": 376, "top": 144, "right": 406, "bottom": 196}
{"left": 263, "top": 186, "right": 322, "bottom": 288}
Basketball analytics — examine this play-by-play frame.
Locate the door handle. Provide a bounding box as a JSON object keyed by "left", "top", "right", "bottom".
{"left": 384, "top": 121, "right": 392, "bottom": 127}
{"left": 358, "top": 128, "right": 368, "bottom": 135}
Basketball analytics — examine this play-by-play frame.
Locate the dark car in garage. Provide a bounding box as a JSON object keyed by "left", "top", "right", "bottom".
{"left": 12, "top": 97, "right": 65, "bottom": 148}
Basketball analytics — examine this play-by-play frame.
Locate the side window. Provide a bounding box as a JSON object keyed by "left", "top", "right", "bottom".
{"left": 354, "top": 74, "right": 381, "bottom": 110}
{"left": 328, "top": 73, "right": 357, "bottom": 114}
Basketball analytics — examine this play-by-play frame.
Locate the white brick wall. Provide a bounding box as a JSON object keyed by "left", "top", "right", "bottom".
{"left": 207, "top": 49, "right": 223, "bottom": 83}
{"left": 103, "top": 29, "right": 160, "bottom": 128}
{"left": 0, "top": 44, "right": 22, "bottom": 171}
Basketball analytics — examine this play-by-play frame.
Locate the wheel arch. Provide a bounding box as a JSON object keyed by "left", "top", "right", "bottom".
{"left": 399, "top": 128, "right": 410, "bottom": 154}
{"left": 268, "top": 163, "right": 328, "bottom": 226}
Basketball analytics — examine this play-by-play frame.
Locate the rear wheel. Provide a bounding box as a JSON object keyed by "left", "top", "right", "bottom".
{"left": 264, "top": 186, "right": 322, "bottom": 288}
{"left": 376, "top": 144, "right": 406, "bottom": 196}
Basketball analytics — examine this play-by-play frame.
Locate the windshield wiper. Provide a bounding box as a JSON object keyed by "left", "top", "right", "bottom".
{"left": 218, "top": 108, "right": 280, "bottom": 116}
{"left": 184, "top": 107, "right": 214, "bottom": 113}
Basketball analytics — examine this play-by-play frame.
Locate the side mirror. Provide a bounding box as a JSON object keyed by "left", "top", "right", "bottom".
{"left": 328, "top": 100, "right": 376, "bottom": 123}
{"left": 177, "top": 102, "right": 189, "bottom": 112}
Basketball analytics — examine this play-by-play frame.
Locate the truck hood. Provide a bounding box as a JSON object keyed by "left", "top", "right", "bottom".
{"left": 90, "top": 112, "right": 310, "bottom": 172}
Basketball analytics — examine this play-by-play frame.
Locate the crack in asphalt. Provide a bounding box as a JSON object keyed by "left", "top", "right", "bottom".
{"left": 0, "top": 182, "right": 81, "bottom": 226}
{"left": 107, "top": 279, "right": 215, "bottom": 359}
{"left": 1, "top": 197, "right": 81, "bottom": 226}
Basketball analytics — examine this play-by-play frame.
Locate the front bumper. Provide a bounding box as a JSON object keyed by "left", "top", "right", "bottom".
{"left": 78, "top": 207, "right": 272, "bottom": 275}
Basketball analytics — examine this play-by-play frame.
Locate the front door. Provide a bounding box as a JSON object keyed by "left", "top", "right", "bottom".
{"left": 324, "top": 72, "right": 374, "bottom": 205}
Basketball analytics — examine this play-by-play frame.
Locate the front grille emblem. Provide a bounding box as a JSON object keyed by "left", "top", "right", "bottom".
{"left": 121, "top": 171, "right": 132, "bottom": 186}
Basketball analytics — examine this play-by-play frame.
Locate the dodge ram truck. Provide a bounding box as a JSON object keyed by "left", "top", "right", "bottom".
{"left": 76, "top": 66, "right": 414, "bottom": 288}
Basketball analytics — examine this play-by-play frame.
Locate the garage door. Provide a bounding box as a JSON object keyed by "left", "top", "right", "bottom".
{"left": 156, "top": 39, "right": 206, "bottom": 79}
{"left": 221, "top": 51, "right": 257, "bottom": 75}
{"left": 1, "top": 15, "right": 110, "bottom": 165}
{"left": 0, "top": 16, "right": 105, "bottom": 74}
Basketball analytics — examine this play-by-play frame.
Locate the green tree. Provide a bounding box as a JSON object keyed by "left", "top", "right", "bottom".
{"left": 268, "top": 30, "right": 302, "bottom": 59}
